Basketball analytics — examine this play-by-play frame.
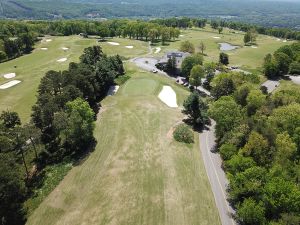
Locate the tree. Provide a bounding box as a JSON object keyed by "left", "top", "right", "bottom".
{"left": 264, "top": 59, "right": 279, "bottom": 79}
{"left": 244, "top": 32, "right": 251, "bottom": 45}
{"left": 0, "top": 111, "right": 21, "bottom": 129}
{"left": 219, "top": 52, "right": 229, "bottom": 65}
{"left": 241, "top": 131, "right": 270, "bottom": 165}
{"left": 274, "top": 52, "right": 292, "bottom": 75}
{"left": 263, "top": 177, "right": 300, "bottom": 216}
{"left": 234, "top": 84, "right": 251, "bottom": 107}
{"left": 289, "top": 61, "right": 300, "bottom": 75}
{"left": 208, "top": 96, "right": 242, "bottom": 139}
{"left": 211, "top": 77, "right": 236, "bottom": 99}
{"left": 246, "top": 90, "right": 266, "bottom": 116}
{"left": 218, "top": 27, "right": 223, "bottom": 34}
{"left": 275, "top": 132, "right": 297, "bottom": 168}
{"left": 198, "top": 41, "right": 206, "bottom": 54}
{"left": 0, "top": 158, "right": 26, "bottom": 225}
{"left": 180, "top": 40, "right": 195, "bottom": 54}
{"left": 237, "top": 198, "right": 266, "bottom": 225}
{"left": 189, "top": 65, "right": 205, "bottom": 88}
{"left": 98, "top": 24, "right": 110, "bottom": 40}
{"left": 230, "top": 167, "right": 267, "bottom": 204}
{"left": 219, "top": 143, "right": 237, "bottom": 160}
{"left": 173, "top": 124, "right": 194, "bottom": 143}
{"left": 55, "top": 98, "right": 95, "bottom": 152}
{"left": 182, "top": 92, "right": 208, "bottom": 127}
{"left": 19, "top": 32, "right": 35, "bottom": 53}
{"left": 80, "top": 46, "right": 103, "bottom": 66}
{"left": 225, "top": 155, "right": 256, "bottom": 174}
{"left": 165, "top": 56, "right": 177, "bottom": 73}
{"left": 210, "top": 21, "right": 219, "bottom": 30}
{"left": 181, "top": 54, "right": 203, "bottom": 78}
{"left": 0, "top": 51, "right": 7, "bottom": 61}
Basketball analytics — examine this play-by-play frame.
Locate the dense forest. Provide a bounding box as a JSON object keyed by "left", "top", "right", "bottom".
{"left": 1, "top": 0, "right": 300, "bottom": 28}
{"left": 207, "top": 43, "right": 300, "bottom": 224}
{"left": 0, "top": 46, "right": 125, "bottom": 224}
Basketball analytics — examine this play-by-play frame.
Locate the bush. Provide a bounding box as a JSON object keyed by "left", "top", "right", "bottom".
{"left": 173, "top": 124, "right": 194, "bottom": 143}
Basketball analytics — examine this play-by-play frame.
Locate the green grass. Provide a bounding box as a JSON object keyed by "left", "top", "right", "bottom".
{"left": 161, "top": 27, "right": 291, "bottom": 70}
{"left": 26, "top": 64, "right": 221, "bottom": 225}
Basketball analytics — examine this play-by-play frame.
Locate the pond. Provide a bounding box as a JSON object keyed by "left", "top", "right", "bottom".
{"left": 219, "top": 43, "right": 239, "bottom": 51}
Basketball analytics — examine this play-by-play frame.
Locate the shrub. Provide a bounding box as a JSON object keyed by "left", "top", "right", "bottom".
{"left": 173, "top": 124, "right": 194, "bottom": 143}
{"left": 289, "top": 61, "right": 300, "bottom": 75}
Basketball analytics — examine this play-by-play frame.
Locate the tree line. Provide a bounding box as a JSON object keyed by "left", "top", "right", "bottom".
{"left": 206, "top": 71, "right": 300, "bottom": 224}
{"left": 0, "top": 45, "right": 125, "bottom": 225}
{"left": 0, "top": 32, "right": 35, "bottom": 62}
{"left": 263, "top": 42, "right": 300, "bottom": 79}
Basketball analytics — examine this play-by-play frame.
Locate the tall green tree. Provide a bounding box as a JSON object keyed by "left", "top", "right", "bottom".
{"left": 189, "top": 65, "right": 205, "bottom": 88}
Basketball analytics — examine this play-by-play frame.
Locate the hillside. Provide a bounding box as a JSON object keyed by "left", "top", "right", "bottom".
{"left": 1, "top": 0, "right": 300, "bottom": 28}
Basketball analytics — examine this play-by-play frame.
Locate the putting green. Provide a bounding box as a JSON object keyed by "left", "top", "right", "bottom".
{"left": 121, "top": 78, "right": 159, "bottom": 96}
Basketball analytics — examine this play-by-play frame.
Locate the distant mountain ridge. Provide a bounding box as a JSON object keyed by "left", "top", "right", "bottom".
{"left": 0, "top": 0, "right": 300, "bottom": 29}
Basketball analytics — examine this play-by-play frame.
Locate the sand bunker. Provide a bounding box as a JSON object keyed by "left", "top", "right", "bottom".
{"left": 41, "top": 48, "right": 48, "bottom": 50}
{"left": 155, "top": 47, "right": 161, "bottom": 54}
{"left": 158, "top": 86, "right": 178, "bottom": 108}
{"left": 62, "top": 47, "right": 69, "bottom": 50}
{"left": 251, "top": 46, "right": 258, "bottom": 49}
{"left": 0, "top": 80, "right": 21, "bottom": 89}
{"left": 213, "top": 36, "right": 221, "bottom": 39}
{"left": 107, "top": 42, "right": 120, "bottom": 46}
{"left": 276, "top": 38, "right": 281, "bottom": 41}
{"left": 57, "top": 58, "right": 67, "bottom": 62}
{"left": 45, "top": 39, "right": 52, "bottom": 42}
{"left": 179, "top": 35, "right": 185, "bottom": 37}
{"left": 3, "top": 73, "right": 16, "bottom": 79}
{"left": 283, "top": 40, "right": 287, "bottom": 43}
{"left": 107, "top": 85, "right": 120, "bottom": 96}
{"left": 125, "top": 46, "right": 133, "bottom": 49}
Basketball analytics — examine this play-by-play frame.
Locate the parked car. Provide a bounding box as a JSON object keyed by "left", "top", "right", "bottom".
{"left": 152, "top": 69, "right": 158, "bottom": 73}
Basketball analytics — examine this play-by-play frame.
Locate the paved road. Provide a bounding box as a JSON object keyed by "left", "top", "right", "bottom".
{"left": 288, "top": 75, "right": 300, "bottom": 85}
{"left": 261, "top": 80, "right": 280, "bottom": 93}
{"left": 199, "top": 121, "right": 236, "bottom": 225}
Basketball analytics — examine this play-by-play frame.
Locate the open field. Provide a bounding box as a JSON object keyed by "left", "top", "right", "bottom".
{"left": 27, "top": 64, "right": 220, "bottom": 225}
{"left": 0, "top": 36, "right": 148, "bottom": 122}
{"left": 161, "top": 27, "right": 291, "bottom": 70}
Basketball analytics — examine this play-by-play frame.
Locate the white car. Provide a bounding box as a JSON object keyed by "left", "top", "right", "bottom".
{"left": 152, "top": 69, "right": 158, "bottom": 73}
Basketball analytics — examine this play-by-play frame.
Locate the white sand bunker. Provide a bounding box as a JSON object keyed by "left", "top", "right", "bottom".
{"left": 158, "top": 86, "right": 178, "bottom": 108}
{"left": 251, "top": 46, "right": 258, "bottom": 48}
{"left": 45, "top": 39, "right": 52, "bottom": 42}
{"left": 213, "top": 36, "right": 221, "bottom": 39}
{"left": 107, "top": 85, "right": 120, "bottom": 96}
{"left": 41, "top": 48, "right": 48, "bottom": 50}
{"left": 3, "top": 73, "right": 16, "bottom": 79}
{"left": 107, "top": 42, "right": 120, "bottom": 46}
{"left": 62, "top": 47, "right": 69, "bottom": 50}
{"left": 0, "top": 80, "right": 21, "bottom": 89}
{"left": 179, "top": 35, "right": 185, "bottom": 37}
{"left": 57, "top": 58, "right": 67, "bottom": 62}
{"left": 125, "top": 46, "right": 133, "bottom": 49}
{"left": 155, "top": 47, "right": 161, "bottom": 54}
{"left": 283, "top": 40, "right": 287, "bottom": 43}
{"left": 276, "top": 38, "right": 281, "bottom": 41}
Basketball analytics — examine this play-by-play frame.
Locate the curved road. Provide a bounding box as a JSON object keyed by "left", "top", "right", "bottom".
{"left": 199, "top": 121, "right": 236, "bottom": 225}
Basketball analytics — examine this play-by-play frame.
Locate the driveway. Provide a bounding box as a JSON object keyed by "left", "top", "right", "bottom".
{"left": 199, "top": 121, "right": 236, "bottom": 225}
